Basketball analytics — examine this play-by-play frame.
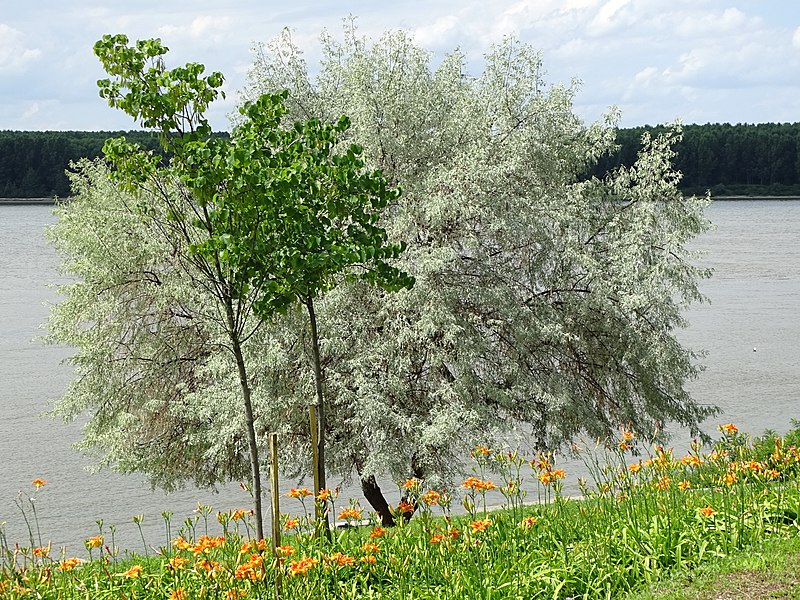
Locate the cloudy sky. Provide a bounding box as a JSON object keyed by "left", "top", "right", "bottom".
{"left": 2, "top": 1, "right": 800, "bottom": 131}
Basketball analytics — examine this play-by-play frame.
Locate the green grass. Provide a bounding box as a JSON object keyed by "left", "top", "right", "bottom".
{"left": 2, "top": 424, "right": 800, "bottom": 599}
{"left": 626, "top": 533, "right": 800, "bottom": 600}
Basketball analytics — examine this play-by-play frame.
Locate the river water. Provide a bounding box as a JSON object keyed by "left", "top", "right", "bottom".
{"left": 1, "top": 200, "right": 798, "bottom": 554}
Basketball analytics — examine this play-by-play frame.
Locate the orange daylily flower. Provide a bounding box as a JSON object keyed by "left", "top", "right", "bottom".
{"left": 521, "top": 516, "right": 538, "bottom": 529}
{"left": 59, "top": 557, "right": 82, "bottom": 571}
{"left": 288, "top": 556, "right": 319, "bottom": 577}
{"left": 721, "top": 472, "right": 738, "bottom": 486}
{"left": 338, "top": 507, "right": 363, "bottom": 521}
{"left": 122, "top": 565, "right": 144, "bottom": 578}
{"left": 287, "top": 487, "right": 313, "bottom": 499}
{"left": 680, "top": 455, "right": 703, "bottom": 467}
{"left": 84, "top": 535, "right": 103, "bottom": 549}
{"left": 462, "top": 477, "right": 497, "bottom": 492}
{"left": 172, "top": 536, "right": 191, "bottom": 551}
{"left": 196, "top": 559, "right": 221, "bottom": 577}
{"left": 655, "top": 476, "right": 672, "bottom": 490}
{"left": 191, "top": 535, "right": 225, "bottom": 554}
{"left": 170, "top": 589, "right": 187, "bottom": 600}
{"left": 328, "top": 552, "right": 356, "bottom": 567}
{"left": 470, "top": 518, "right": 492, "bottom": 533}
{"left": 421, "top": 490, "right": 441, "bottom": 505}
{"left": 370, "top": 526, "right": 388, "bottom": 539}
{"left": 362, "top": 542, "right": 380, "bottom": 554}
{"left": 230, "top": 509, "right": 250, "bottom": 521}
{"left": 698, "top": 506, "right": 716, "bottom": 517}
{"left": 167, "top": 556, "right": 189, "bottom": 571}
{"left": 396, "top": 500, "right": 415, "bottom": 514}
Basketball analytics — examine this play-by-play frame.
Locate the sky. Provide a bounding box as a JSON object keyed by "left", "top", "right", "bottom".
{"left": 2, "top": 0, "right": 800, "bottom": 131}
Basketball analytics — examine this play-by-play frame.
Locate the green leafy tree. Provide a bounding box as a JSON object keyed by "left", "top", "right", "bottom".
{"left": 48, "top": 34, "right": 411, "bottom": 538}
{"left": 216, "top": 93, "right": 413, "bottom": 533}
{"left": 243, "top": 22, "right": 718, "bottom": 524}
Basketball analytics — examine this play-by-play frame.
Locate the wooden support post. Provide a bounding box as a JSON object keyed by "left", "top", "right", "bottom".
{"left": 269, "top": 433, "right": 282, "bottom": 598}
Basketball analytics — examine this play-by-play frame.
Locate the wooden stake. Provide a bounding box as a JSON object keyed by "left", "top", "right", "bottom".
{"left": 269, "top": 433, "right": 282, "bottom": 598}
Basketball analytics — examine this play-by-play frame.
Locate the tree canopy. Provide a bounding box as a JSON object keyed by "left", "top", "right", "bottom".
{"left": 240, "top": 23, "right": 716, "bottom": 512}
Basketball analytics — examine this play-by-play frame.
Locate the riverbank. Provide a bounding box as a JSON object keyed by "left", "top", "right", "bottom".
{"left": 3, "top": 425, "right": 799, "bottom": 599}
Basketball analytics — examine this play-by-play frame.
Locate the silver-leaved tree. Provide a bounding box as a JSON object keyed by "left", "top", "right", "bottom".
{"left": 239, "top": 22, "right": 717, "bottom": 524}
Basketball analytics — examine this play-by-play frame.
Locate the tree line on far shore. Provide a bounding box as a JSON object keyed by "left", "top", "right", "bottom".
{"left": 590, "top": 122, "right": 800, "bottom": 197}
{"left": 2, "top": 122, "right": 800, "bottom": 199}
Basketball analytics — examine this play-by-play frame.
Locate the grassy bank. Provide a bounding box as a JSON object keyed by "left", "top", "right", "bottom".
{"left": 2, "top": 424, "right": 799, "bottom": 599}
{"left": 626, "top": 533, "right": 800, "bottom": 599}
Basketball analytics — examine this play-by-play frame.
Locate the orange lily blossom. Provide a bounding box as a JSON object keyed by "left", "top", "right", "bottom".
{"left": 470, "top": 518, "right": 492, "bottom": 533}
{"left": 421, "top": 490, "right": 441, "bottom": 505}
{"left": 396, "top": 500, "right": 415, "bottom": 514}
{"left": 699, "top": 506, "right": 716, "bottom": 517}
{"left": 288, "top": 557, "right": 319, "bottom": 576}
{"left": 122, "top": 565, "right": 144, "bottom": 578}
{"left": 58, "top": 558, "right": 82, "bottom": 571}
{"left": 338, "top": 506, "right": 363, "bottom": 521}
{"left": 84, "top": 535, "right": 103, "bottom": 549}
{"left": 287, "top": 487, "right": 312, "bottom": 499}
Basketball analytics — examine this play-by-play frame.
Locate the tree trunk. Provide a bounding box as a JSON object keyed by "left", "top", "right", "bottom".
{"left": 361, "top": 475, "right": 396, "bottom": 527}
{"left": 224, "top": 302, "right": 265, "bottom": 541}
{"left": 304, "top": 296, "right": 330, "bottom": 535}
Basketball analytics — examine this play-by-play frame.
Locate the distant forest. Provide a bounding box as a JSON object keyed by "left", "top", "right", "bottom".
{"left": 2, "top": 123, "right": 800, "bottom": 198}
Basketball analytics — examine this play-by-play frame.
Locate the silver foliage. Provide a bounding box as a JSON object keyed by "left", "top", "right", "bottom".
{"left": 244, "top": 22, "right": 715, "bottom": 485}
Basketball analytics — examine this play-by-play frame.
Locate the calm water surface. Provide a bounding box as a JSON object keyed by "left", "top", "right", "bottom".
{"left": 0, "top": 201, "right": 798, "bottom": 552}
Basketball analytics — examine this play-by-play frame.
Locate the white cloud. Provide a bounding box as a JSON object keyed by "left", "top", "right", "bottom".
{"left": 411, "top": 14, "right": 461, "bottom": 50}
{"left": 0, "top": 24, "right": 41, "bottom": 71}
{"left": 21, "top": 102, "right": 40, "bottom": 119}
{"left": 674, "top": 6, "right": 755, "bottom": 37}
{"left": 587, "top": 0, "right": 635, "bottom": 36}
{"left": 633, "top": 65, "right": 659, "bottom": 86}
{"left": 0, "top": 1, "right": 799, "bottom": 130}
{"left": 157, "top": 15, "right": 233, "bottom": 42}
